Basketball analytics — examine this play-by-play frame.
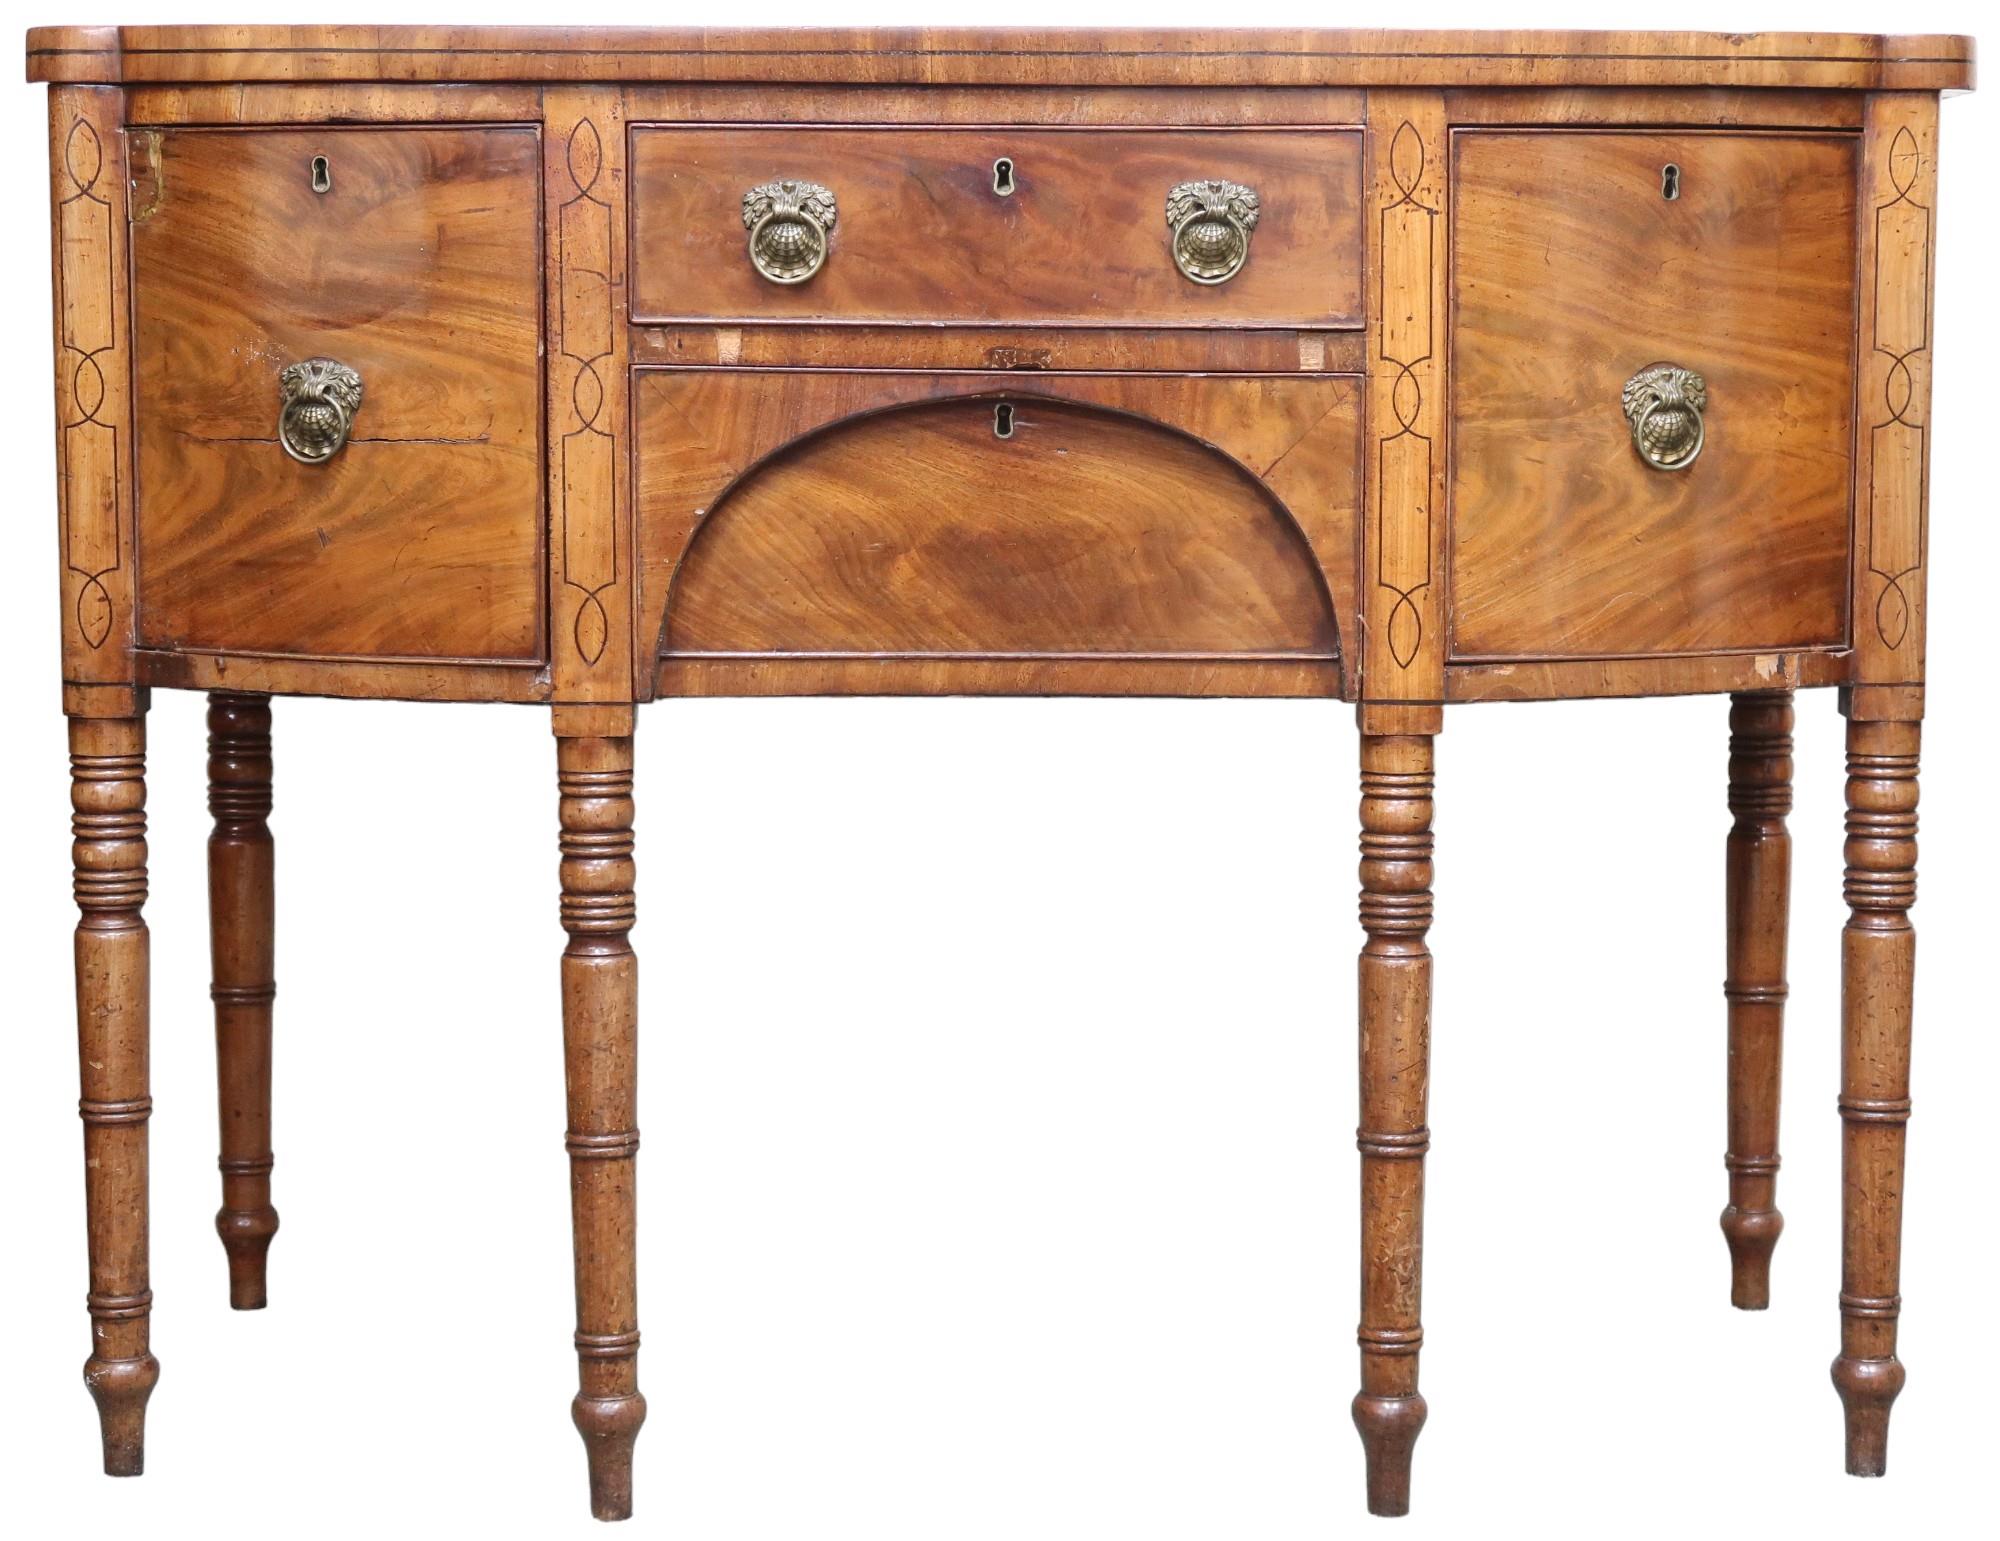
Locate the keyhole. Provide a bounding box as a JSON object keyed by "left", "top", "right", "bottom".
{"left": 1661, "top": 163, "right": 1681, "bottom": 201}
{"left": 992, "top": 157, "right": 1016, "bottom": 197}
{"left": 993, "top": 402, "right": 1015, "bottom": 439}
{"left": 311, "top": 154, "right": 331, "bottom": 194}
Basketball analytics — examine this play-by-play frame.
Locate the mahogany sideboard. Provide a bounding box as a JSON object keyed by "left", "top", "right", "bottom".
{"left": 25, "top": 24, "right": 1977, "bottom": 1522}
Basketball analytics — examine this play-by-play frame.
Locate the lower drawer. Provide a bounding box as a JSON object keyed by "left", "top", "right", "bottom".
{"left": 633, "top": 369, "right": 1363, "bottom": 696}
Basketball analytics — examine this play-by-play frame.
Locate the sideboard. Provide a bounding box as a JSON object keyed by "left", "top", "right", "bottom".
{"left": 25, "top": 24, "right": 1976, "bottom": 1521}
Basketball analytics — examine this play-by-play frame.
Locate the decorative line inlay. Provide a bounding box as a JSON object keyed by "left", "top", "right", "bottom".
{"left": 1866, "top": 123, "right": 1931, "bottom": 651}
{"left": 555, "top": 116, "right": 618, "bottom": 668}
{"left": 56, "top": 114, "right": 120, "bottom": 651}
{"left": 1375, "top": 120, "right": 1436, "bottom": 672}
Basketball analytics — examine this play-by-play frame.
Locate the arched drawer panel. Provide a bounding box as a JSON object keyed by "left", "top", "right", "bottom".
{"left": 669, "top": 394, "right": 1337, "bottom": 656}
{"left": 634, "top": 370, "right": 1361, "bottom": 696}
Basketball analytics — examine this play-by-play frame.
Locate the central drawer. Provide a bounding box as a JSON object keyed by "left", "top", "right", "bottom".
{"left": 629, "top": 127, "right": 1362, "bottom": 328}
{"left": 633, "top": 369, "right": 1363, "bottom": 696}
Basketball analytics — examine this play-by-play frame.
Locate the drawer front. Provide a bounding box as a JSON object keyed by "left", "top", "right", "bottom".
{"left": 630, "top": 128, "right": 1362, "bottom": 328}
{"left": 1449, "top": 130, "right": 1857, "bottom": 659}
{"left": 634, "top": 370, "right": 1363, "bottom": 696}
{"left": 132, "top": 126, "right": 544, "bottom": 662}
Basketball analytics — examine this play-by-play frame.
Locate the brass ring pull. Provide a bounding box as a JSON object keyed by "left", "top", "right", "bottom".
{"left": 1622, "top": 363, "right": 1707, "bottom": 471}
{"left": 1166, "top": 179, "right": 1260, "bottom": 285}
{"left": 741, "top": 180, "right": 838, "bottom": 285}
{"left": 277, "top": 358, "right": 363, "bottom": 464}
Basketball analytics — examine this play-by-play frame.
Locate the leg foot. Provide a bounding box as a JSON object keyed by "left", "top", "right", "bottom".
{"left": 1353, "top": 733, "right": 1435, "bottom": 1518}
{"left": 1832, "top": 1350, "right": 1905, "bottom": 1476}
{"left": 84, "top": 1348, "right": 160, "bottom": 1476}
{"left": 1834, "top": 714, "right": 1919, "bottom": 1478}
{"left": 208, "top": 693, "right": 280, "bottom": 1310}
{"left": 1351, "top": 1392, "right": 1427, "bottom": 1517}
{"left": 574, "top": 1391, "right": 648, "bottom": 1521}
{"left": 1721, "top": 692, "right": 1793, "bottom": 1310}
{"left": 1719, "top": 1206, "right": 1783, "bottom": 1311}
{"left": 558, "top": 727, "right": 647, "bottom": 1520}
{"left": 215, "top": 1206, "right": 280, "bottom": 1311}
{"left": 71, "top": 715, "right": 158, "bottom": 1475}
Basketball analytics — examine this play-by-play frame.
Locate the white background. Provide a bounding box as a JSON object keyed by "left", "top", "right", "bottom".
{"left": 2, "top": 2, "right": 1992, "bottom": 1537}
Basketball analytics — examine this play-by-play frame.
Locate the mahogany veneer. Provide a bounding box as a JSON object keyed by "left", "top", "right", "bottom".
{"left": 24, "top": 23, "right": 1974, "bottom": 1524}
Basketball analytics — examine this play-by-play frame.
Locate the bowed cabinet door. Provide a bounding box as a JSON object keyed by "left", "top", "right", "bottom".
{"left": 1449, "top": 130, "right": 1859, "bottom": 664}
{"left": 129, "top": 125, "right": 546, "bottom": 665}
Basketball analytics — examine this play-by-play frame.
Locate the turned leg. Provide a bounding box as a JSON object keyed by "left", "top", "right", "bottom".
{"left": 71, "top": 715, "right": 159, "bottom": 1475}
{"left": 1352, "top": 733, "right": 1434, "bottom": 1517}
{"left": 1720, "top": 691, "right": 1793, "bottom": 1309}
{"left": 208, "top": 693, "right": 280, "bottom": 1309}
{"left": 557, "top": 731, "right": 647, "bottom": 1520}
{"left": 1832, "top": 717, "right": 1920, "bottom": 1475}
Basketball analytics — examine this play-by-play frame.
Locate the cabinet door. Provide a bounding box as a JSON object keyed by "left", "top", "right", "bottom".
{"left": 1450, "top": 130, "right": 1857, "bottom": 660}
{"left": 132, "top": 126, "right": 544, "bottom": 662}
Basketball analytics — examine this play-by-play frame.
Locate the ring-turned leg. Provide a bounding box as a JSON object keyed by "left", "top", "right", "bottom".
{"left": 208, "top": 693, "right": 279, "bottom": 1309}
{"left": 557, "top": 729, "right": 647, "bottom": 1520}
{"left": 1352, "top": 732, "right": 1434, "bottom": 1516}
{"left": 71, "top": 714, "right": 159, "bottom": 1474}
{"left": 1832, "top": 716, "right": 1920, "bottom": 1475}
{"left": 1720, "top": 691, "right": 1793, "bottom": 1308}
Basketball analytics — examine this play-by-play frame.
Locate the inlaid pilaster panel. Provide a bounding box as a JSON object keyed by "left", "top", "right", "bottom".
{"left": 1852, "top": 93, "right": 1938, "bottom": 685}
{"left": 1362, "top": 93, "right": 1447, "bottom": 703}
{"left": 545, "top": 88, "right": 635, "bottom": 701}
{"left": 47, "top": 86, "right": 135, "bottom": 696}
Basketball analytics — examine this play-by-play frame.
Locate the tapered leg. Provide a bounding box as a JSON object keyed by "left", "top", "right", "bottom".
{"left": 1720, "top": 692, "right": 1793, "bottom": 1309}
{"left": 1352, "top": 733, "right": 1434, "bottom": 1517}
{"left": 557, "top": 731, "right": 646, "bottom": 1520}
{"left": 71, "top": 714, "right": 159, "bottom": 1475}
{"left": 1832, "top": 717, "right": 1920, "bottom": 1476}
{"left": 208, "top": 693, "right": 280, "bottom": 1309}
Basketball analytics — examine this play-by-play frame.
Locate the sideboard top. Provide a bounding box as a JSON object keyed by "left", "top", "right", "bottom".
{"left": 25, "top": 26, "right": 1976, "bottom": 91}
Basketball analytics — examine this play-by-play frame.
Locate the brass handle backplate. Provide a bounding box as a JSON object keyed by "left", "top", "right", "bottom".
{"left": 1166, "top": 179, "right": 1261, "bottom": 284}
{"left": 742, "top": 180, "right": 838, "bottom": 284}
{"left": 278, "top": 357, "right": 363, "bottom": 464}
{"left": 1622, "top": 362, "right": 1707, "bottom": 471}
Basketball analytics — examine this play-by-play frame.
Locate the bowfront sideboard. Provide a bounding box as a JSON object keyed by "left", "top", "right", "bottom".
{"left": 25, "top": 24, "right": 1975, "bottom": 1521}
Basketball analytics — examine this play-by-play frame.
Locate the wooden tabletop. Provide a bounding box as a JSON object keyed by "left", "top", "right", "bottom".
{"left": 25, "top": 26, "right": 1977, "bottom": 91}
